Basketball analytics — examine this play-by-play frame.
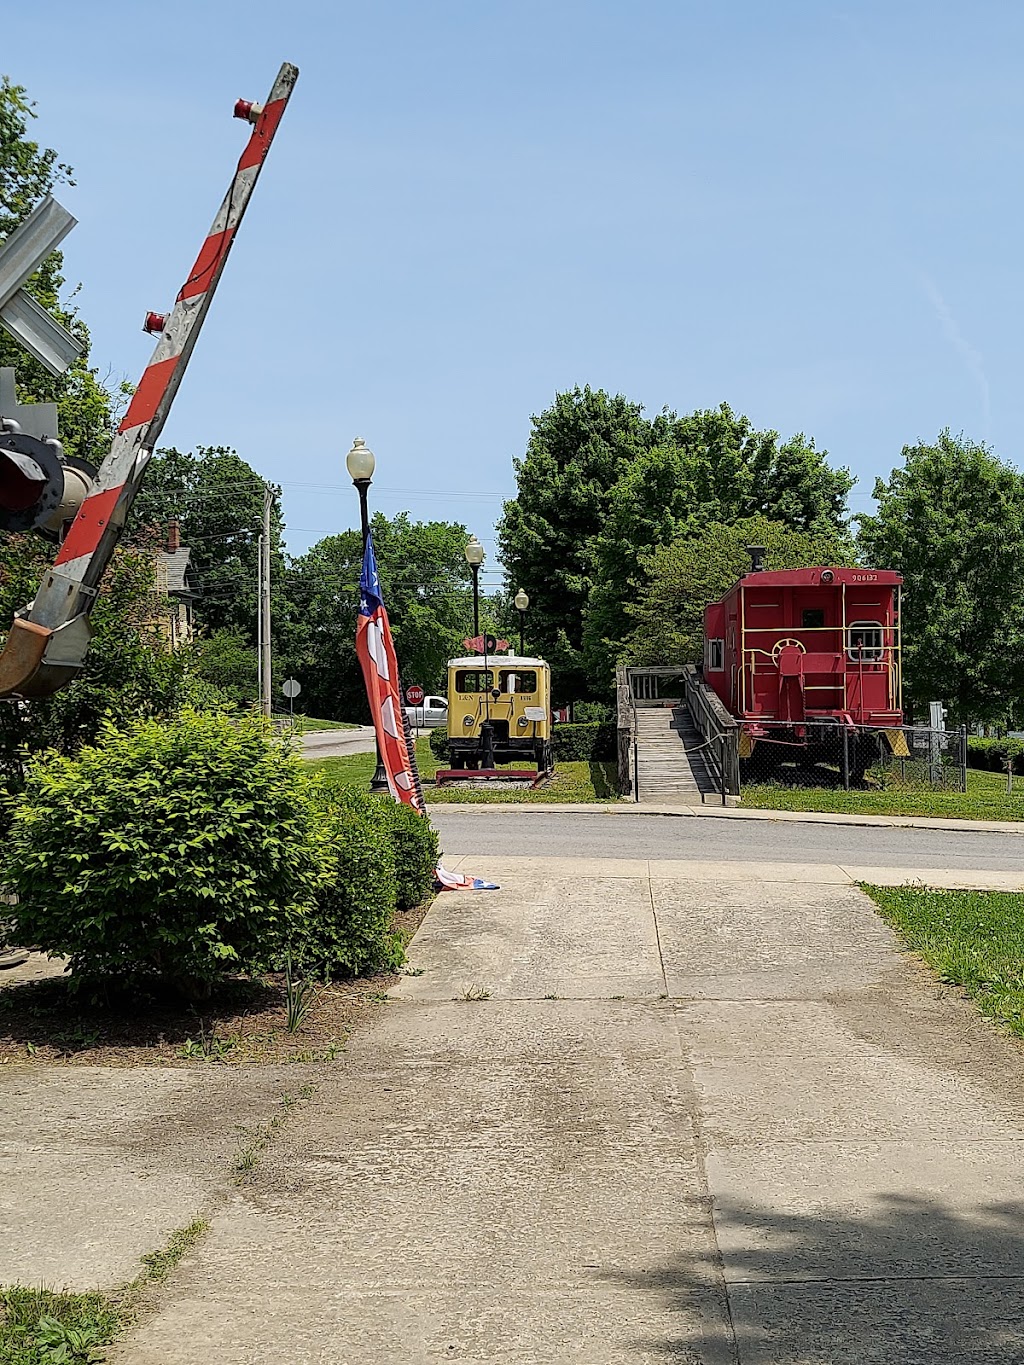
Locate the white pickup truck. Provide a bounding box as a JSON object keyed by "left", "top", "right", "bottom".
{"left": 403, "top": 694, "right": 448, "bottom": 729}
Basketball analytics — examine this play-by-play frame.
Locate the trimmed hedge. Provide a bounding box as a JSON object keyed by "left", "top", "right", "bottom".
{"left": 430, "top": 721, "right": 616, "bottom": 762}
{"left": 552, "top": 722, "right": 617, "bottom": 762}
{"left": 303, "top": 795, "right": 403, "bottom": 978}
{"left": 2, "top": 710, "right": 438, "bottom": 994}
{"left": 3, "top": 711, "right": 325, "bottom": 994}
{"left": 967, "top": 736, "right": 1024, "bottom": 775}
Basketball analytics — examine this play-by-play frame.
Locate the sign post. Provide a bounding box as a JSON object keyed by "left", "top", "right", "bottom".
{"left": 405, "top": 682, "right": 425, "bottom": 731}
{"left": 282, "top": 676, "right": 301, "bottom": 721}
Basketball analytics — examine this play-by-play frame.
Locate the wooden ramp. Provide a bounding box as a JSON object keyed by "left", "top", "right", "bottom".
{"left": 634, "top": 705, "right": 717, "bottom": 802}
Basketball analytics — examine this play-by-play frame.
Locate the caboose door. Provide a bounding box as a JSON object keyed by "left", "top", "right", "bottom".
{"left": 792, "top": 588, "right": 844, "bottom": 714}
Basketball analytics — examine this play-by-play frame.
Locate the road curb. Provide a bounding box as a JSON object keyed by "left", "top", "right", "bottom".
{"left": 429, "top": 801, "right": 1024, "bottom": 837}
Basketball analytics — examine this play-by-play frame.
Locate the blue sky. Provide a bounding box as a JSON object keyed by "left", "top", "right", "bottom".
{"left": 5, "top": 0, "right": 1022, "bottom": 584}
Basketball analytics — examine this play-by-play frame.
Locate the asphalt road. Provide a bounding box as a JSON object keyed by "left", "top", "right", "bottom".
{"left": 429, "top": 807, "right": 1024, "bottom": 871}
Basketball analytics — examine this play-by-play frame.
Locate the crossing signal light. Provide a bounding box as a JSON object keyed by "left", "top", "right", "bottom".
{"left": 0, "top": 430, "right": 95, "bottom": 540}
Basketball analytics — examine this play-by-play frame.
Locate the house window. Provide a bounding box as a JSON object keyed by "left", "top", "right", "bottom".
{"left": 847, "top": 622, "right": 884, "bottom": 663}
{"left": 705, "top": 638, "right": 725, "bottom": 671}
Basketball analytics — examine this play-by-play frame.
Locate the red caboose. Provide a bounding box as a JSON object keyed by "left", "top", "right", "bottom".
{"left": 702, "top": 552, "right": 903, "bottom": 773}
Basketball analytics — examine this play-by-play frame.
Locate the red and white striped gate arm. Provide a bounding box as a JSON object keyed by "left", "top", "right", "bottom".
{"left": 0, "top": 61, "right": 298, "bottom": 699}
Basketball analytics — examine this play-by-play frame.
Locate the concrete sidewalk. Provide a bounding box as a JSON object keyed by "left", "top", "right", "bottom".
{"left": 438, "top": 800, "right": 1024, "bottom": 836}
{"left": 114, "top": 857, "right": 1024, "bottom": 1364}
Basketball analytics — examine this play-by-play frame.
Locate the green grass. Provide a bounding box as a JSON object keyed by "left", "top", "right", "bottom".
{"left": 291, "top": 716, "right": 360, "bottom": 732}
{"left": 741, "top": 768, "right": 1024, "bottom": 822}
{"left": 307, "top": 737, "right": 618, "bottom": 804}
{"left": 865, "top": 886, "right": 1024, "bottom": 1037}
{"left": 0, "top": 1218, "right": 208, "bottom": 1364}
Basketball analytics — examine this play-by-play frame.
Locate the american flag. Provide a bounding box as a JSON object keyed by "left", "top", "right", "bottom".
{"left": 355, "top": 532, "right": 424, "bottom": 813}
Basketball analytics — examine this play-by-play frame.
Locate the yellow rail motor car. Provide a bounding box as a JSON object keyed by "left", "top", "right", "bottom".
{"left": 445, "top": 654, "right": 552, "bottom": 772}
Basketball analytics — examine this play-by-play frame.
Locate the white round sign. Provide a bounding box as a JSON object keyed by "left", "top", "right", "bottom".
{"left": 281, "top": 678, "right": 301, "bottom": 699}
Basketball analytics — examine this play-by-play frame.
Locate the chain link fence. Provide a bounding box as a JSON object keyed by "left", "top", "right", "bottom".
{"left": 740, "top": 721, "right": 967, "bottom": 793}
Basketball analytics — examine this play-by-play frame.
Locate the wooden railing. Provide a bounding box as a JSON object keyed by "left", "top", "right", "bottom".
{"left": 682, "top": 664, "right": 741, "bottom": 801}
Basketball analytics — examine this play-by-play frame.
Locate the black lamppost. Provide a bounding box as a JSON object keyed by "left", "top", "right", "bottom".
{"left": 514, "top": 587, "right": 529, "bottom": 656}
{"left": 346, "top": 436, "right": 389, "bottom": 794}
{"left": 465, "top": 536, "right": 484, "bottom": 638}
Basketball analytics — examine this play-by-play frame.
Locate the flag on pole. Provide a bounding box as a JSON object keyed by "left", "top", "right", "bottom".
{"left": 355, "top": 531, "right": 499, "bottom": 891}
{"left": 356, "top": 532, "right": 424, "bottom": 813}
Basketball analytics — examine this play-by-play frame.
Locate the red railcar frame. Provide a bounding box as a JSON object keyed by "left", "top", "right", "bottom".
{"left": 702, "top": 566, "right": 903, "bottom": 746}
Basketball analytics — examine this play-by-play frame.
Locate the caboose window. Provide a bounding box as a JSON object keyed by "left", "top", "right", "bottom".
{"left": 802, "top": 609, "right": 825, "bottom": 629}
{"left": 705, "top": 638, "right": 725, "bottom": 671}
{"left": 847, "top": 622, "right": 884, "bottom": 663}
{"left": 455, "top": 670, "right": 494, "bottom": 693}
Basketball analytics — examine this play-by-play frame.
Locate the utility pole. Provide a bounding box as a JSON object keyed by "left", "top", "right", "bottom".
{"left": 260, "top": 483, "right": 279, "bottom": 718}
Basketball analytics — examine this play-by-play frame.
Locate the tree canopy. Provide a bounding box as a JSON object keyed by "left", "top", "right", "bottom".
{"left": 281, "top": 512, "right": 472, "bottom": 722}
{"left": 622, "top": 516, "right": 857, "bottom": 669}
{"left": 0, "top": 75, "right": 119, "bottom": 462}
{"left": 499, "top": 389, "right": 855, "bottom": 699}
{"left": 857, "top": 432, "right": 1024, "bottom": 723}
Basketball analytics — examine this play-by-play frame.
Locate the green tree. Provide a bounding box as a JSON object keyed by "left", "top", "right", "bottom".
{"left": 583, "top": 406, "right": 854, "bottom": 692}
{"left": 0, "top": 76, "right": 119, "bottom": 462}
{"left": 622, "top": 516, "right": 856, "bottom": 669}
{"left": 129, "top": 446, "right": 284, "bottom": 644}
{"left": 283, "top": 513, "right": 471, "bottom": 722}
{"left": 857, "top": 432, "right": 1024, "bottom": 723}
{"left": 497, "top": 387, "right": 651, "bottom": 701}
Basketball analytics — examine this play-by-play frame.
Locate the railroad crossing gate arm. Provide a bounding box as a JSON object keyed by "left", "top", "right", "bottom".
{"left": 0, "top": 61, "right": 298, "bottom": 699}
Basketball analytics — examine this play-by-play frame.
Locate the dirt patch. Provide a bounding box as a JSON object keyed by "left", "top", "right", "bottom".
{"left": 0, "top": 903, "right": 430, "bottom": 1068}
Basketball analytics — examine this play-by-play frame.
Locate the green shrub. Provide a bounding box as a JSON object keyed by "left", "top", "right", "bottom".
{"left": 551, "top": 722, "right": 617, "bottom": 762}
{"left": 429, "top": 726, "right": 448, "bottom": 760}
{"left": 967, "top": 735, "right": 1024, "bottom": 774}
{"left": 572, "top": 700, "right": 613, "bottom": 724}
{"left": 377, "top": 799, "right": 439, "bottom": 909}
{"left": 4, "top": 710, "right": 323, "bottom": 995}
{"left": 312, "top": 784, "right": 438, "bottom": 912}
{"left": 304, "top": 795, "right": 402, "bottom": 977}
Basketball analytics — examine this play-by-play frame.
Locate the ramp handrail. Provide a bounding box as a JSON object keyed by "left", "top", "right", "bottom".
{"left": 682, "top": 664, "right": 741, "bottom": 801}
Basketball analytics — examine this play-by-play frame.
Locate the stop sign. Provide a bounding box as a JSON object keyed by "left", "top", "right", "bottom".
{"left": 406, "top": 684, "right": 425, "bottom": 706}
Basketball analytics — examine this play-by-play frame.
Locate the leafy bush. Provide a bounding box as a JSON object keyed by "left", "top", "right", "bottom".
{"left": 4, "top": 710, "right": 324, "bottom": 995}
{"left": 551, "top": 721, "right": 617, "bottom": 762}
{"left": 967, "top": 735, "right": 1024, "bottom": 775}
{"left": 312, "top": 784, "right": 438, "bottom": 912}
{"left": 429, "top": 726, "right": 448, "bottom": 760}
{"left": 572, "top": 700, "right": 613, "bottom": 724}
{"left": 300, "top": 794, "right": 402, "bottom": 977}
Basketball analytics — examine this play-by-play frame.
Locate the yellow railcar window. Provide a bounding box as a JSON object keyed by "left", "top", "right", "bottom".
{"left": 455, "top": 670, "right": 493, "bottom": 693}
{"left": 498, "top": 670, "right": 538, "bottom": 693}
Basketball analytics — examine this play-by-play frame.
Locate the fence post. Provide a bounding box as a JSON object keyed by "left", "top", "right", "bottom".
{"left": 841, "top": 726, "right": 850, "bottom": 791}
{"left": 960, "top": 724, "right": 968, "bottom": 794}
{"left": 633, "top": 733, "right": 639, "bottom": 803}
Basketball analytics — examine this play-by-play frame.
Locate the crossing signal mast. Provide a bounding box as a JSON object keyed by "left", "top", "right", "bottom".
{"left": 0, "top": 62, "right": 298, "bottom": 699}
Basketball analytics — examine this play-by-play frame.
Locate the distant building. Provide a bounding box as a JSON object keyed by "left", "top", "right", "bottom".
{"left": 153, "top": 520, "right": 201, "bottom": 647}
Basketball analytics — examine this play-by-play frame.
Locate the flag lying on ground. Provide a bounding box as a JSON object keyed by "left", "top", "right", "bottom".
{"left": 356, "top": 532, "right": 499, "bottom": 891}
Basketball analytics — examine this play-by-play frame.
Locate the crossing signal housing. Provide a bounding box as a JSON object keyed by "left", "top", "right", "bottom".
{"left": 0, "top": 429, "right": 95, "bottom": 540}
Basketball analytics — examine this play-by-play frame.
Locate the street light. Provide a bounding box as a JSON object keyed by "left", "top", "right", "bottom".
{"left": 345, "top": 436, "right": 389, "bottom": 794}
{"left": 464, "top": 535, "right": 485, "bottom": 638}
{"left": 514, "top": 587, "right": 529, "bottom": 656}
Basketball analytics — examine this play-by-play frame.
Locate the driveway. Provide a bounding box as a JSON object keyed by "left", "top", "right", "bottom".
{"left": 116, "top": 854, "right": 1024, "bottom": 1363}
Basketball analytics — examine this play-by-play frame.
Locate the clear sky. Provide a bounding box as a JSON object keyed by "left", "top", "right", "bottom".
{"left": 5, "top": 0, "right": 1022, "bottom": 584}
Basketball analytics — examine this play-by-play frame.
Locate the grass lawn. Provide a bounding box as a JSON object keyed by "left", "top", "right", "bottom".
{"left": 865, "top": 885, "right": 1024, "bottom": 1039}
{"left": 307, "top": 737, "right": 619, "bottom": 804}
{"left": 741, "top": 768, "right": 1024, "bottom": 822}
{"left": 290, "top": 716, "right": 360, "bottom": 732}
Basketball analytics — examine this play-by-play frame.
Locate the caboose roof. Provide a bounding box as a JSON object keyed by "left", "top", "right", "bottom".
{"left": 738, "top": 566, "right": 902, "bottom": 588}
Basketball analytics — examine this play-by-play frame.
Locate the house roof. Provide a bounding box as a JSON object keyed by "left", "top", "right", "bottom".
{"left": 156, "top": 547, "right": 201, "bottom": 598}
